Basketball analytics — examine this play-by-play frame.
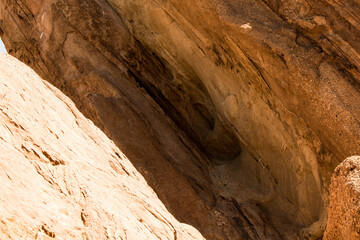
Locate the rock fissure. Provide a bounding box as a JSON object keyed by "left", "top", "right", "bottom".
{"left": 1, "top": 0, "right": 360, "bottom": 239}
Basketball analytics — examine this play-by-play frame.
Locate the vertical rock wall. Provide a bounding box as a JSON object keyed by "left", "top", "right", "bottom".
{"left": 1, "top": 0, "right": 360, "bottom": 239}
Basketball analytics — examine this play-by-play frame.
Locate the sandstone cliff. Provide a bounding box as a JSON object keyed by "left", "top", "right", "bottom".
{"left": 0, "top": 0, "right": 360, "bottom": 239}
{"left": 0, "top": 53, "right": 203, "bottom": 239}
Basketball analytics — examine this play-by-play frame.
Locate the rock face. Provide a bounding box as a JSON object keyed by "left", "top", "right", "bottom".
{"left": 323, "top": 156, "right": 360, "bottom": 240}
{"left": 1, "top": 0, "right": 360, "bottom": 239}
{"left": 0, "top": 53, "right": 203, "bottom": 240}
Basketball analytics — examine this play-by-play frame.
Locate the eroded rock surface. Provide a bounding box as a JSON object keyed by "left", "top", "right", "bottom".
{"left": 0, "top": 53, "right": 203, "bottom": 240}
{"left": 1, "top": 0, "right": 360, "bottom": 239}
{"left": 324, "top": 156, "right": 360, "bottom": 240}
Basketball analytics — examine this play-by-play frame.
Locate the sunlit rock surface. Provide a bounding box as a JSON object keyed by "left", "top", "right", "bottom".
{"left": 0, "top": 53, "right": 203, "bottom": 240}
{"left": 1, "top": 0, "right": 360, "bottom": 239}
{"left": 324, "top": 156, "right": 360, "bottom": 240}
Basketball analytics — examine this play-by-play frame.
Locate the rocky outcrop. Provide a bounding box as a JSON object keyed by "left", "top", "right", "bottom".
{"left": 323, "top": 156, "right": 360, "bottom": 240}
{"left": 0, "top": 53, "right": 203, "bottom": 239}
{"left": 1, "top": 0, "right": 360, "bottom": 239}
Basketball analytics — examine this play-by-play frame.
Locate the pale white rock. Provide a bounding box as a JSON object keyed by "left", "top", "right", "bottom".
{"left": 0, "top": 53, "right": 203, "bottom": 240}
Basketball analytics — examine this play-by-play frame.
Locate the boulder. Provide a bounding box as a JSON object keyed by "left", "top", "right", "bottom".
{"left": 0, "top": 53, "right": 203, "bottom": 240}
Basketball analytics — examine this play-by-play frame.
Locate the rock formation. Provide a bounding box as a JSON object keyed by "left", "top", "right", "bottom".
{"left": 0, "top": 0, "right": 360, "bottom": 239}
{"left": 0, "top": 53, "right": 204, "bottom": 239}
{"left": 323, "top": 156, "right": 360, "bottom": 240}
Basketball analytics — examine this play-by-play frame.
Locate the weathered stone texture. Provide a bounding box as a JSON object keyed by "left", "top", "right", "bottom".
{"left": 0, "top": 53, "right": 204, "bottom": 240}
{"left": 1, "top": 0, "right": 360, "bottom": 239}
{"left": 323, "top": 156, "right": 360, "bottom": 240}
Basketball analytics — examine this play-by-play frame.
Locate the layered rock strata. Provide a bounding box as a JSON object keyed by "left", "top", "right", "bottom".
{"left": 1, "top": 0, "right": 360, "bottom": 239}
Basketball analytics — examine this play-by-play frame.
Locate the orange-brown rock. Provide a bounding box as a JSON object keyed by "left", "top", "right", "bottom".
{"left": 0, "top": 53, "right": 204, "bottom": 240}
{"left": 324, "top": 156, "right": 360, "bottom": 240}
{"left": 1, "top": 0, "right": 360, "bottom": 239}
